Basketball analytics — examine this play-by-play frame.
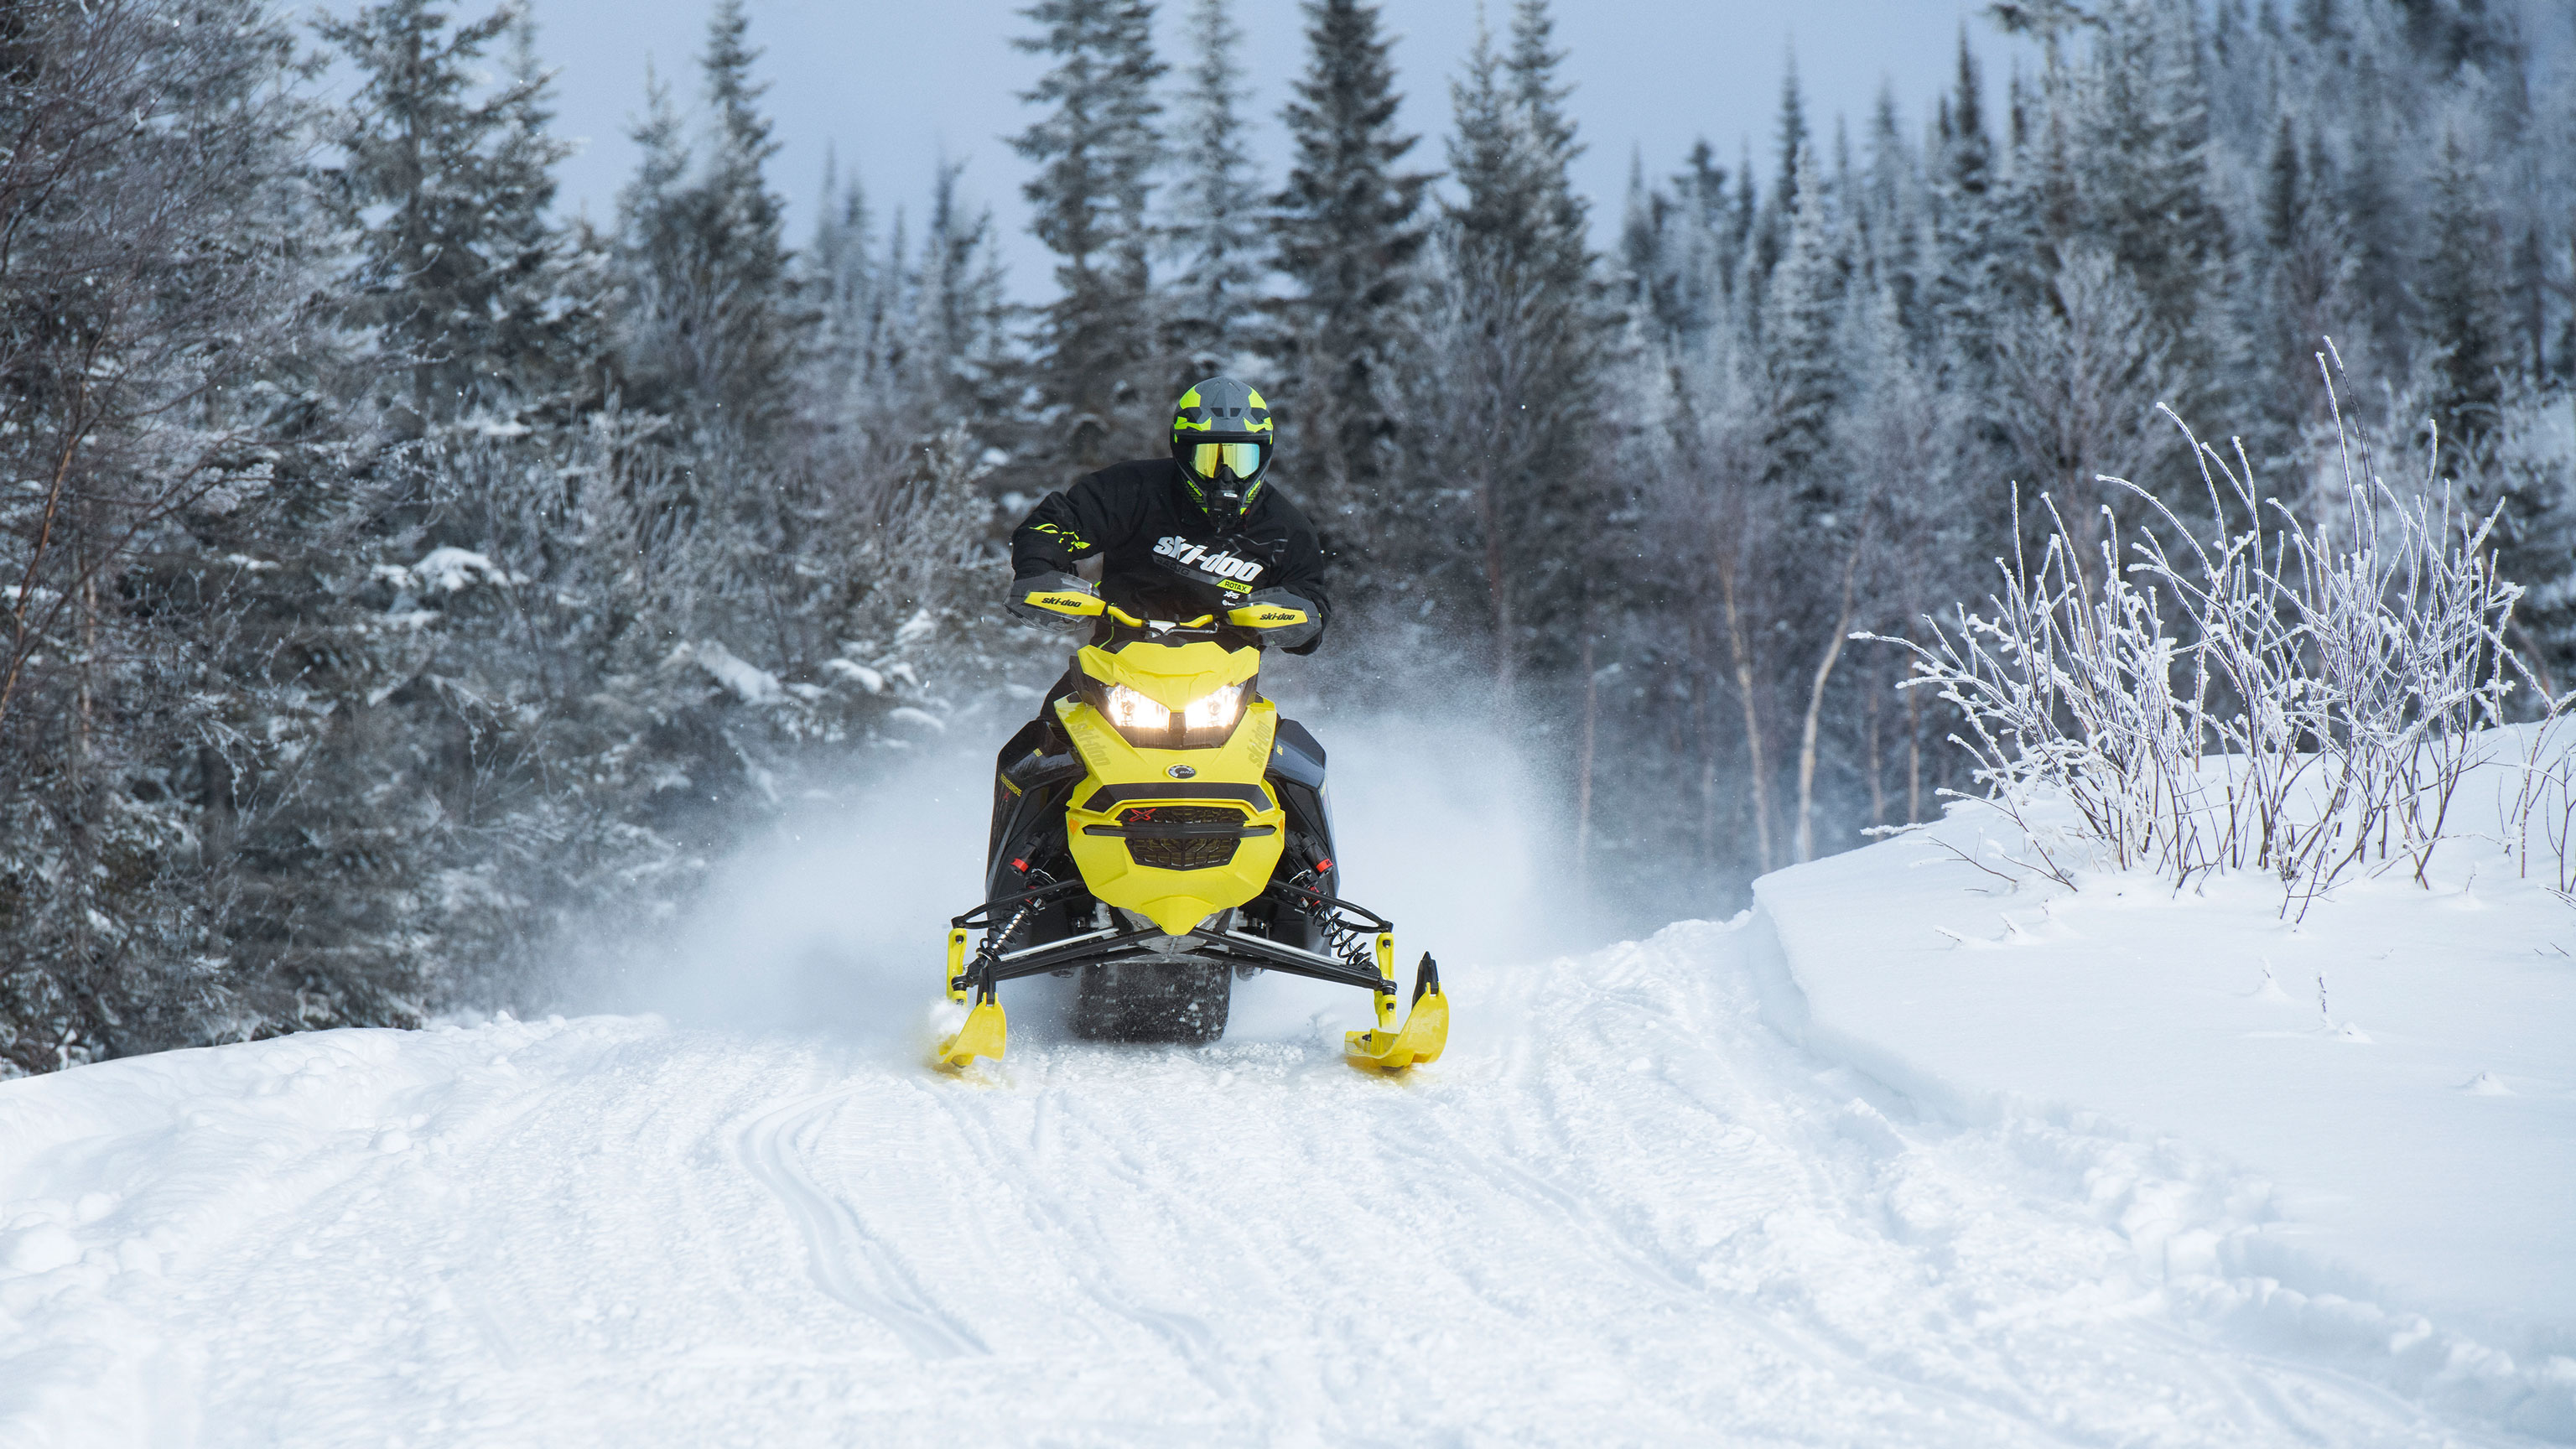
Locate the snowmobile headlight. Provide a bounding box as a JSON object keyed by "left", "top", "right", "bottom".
{"left": 1104, "top": 684, "right": 1171, "bottom": 731}
{"left": 1182, "top": 683, "right": 1244, "bottom": 732}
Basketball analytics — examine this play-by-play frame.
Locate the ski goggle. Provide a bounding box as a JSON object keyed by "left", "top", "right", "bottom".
{"left": 1184, "top": 441, "right": 1266, "bottom": 485}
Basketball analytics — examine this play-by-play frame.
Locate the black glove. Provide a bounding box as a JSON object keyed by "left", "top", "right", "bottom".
{"left": 1007, "top": 571, "right": 1098, "bottom": 631}
{"left": 1231, "top": 588, "right": 1323, "bottom": 650}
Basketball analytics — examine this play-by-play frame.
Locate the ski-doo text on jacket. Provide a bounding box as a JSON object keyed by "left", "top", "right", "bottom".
{"left": 1010, "top": 457, "right": 1332, "bottom": 655}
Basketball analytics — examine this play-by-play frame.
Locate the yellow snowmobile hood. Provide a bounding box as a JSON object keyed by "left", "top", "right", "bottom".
{"left": 1075, "top": 636, "right": 1260, "bottom": 712}
{"left": 1054, "top": 693, "right": 1285, "bottom": 937}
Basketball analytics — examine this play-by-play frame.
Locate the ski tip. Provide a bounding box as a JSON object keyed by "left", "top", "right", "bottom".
{"left": 1343, "top": 986, "right": 1448, "bottom": 1073}
{"left": 935, "top": 999, "right": 1008, "bottom": 1072}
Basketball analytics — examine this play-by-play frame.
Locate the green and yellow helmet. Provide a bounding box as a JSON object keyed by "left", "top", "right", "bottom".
{"left": 1171, "top": 377, "right": 1275, "bottom": 527}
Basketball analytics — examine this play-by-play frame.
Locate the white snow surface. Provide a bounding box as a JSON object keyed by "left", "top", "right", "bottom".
{"left": 1757, "top": 790, "right": 2576, "bottom": 1441}
{"left": 2, "top": 719, "right": 2568, "bottom": 1446}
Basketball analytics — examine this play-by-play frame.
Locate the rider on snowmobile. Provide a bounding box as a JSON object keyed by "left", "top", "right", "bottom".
{"left": 1006, "top": 377, "right": 1329, "bottom": 660}
{"left": 942, "top": 377, "right": 1444, "bottom": 1071}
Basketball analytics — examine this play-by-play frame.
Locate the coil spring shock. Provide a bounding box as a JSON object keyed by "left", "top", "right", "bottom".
{"left": 983, "top": 869, "right": 1053, "bottom": 957}
{"left": 1287, "top": 869, "right": 1371, "bottom": 970}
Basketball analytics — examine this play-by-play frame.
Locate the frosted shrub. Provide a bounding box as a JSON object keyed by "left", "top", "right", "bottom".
{"left": 1872, "top": 362, "right": 2563, "bottom": 913}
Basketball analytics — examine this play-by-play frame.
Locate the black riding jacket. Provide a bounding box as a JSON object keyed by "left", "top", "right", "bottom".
{"left": 1010, "top": 458, "right": 1332, "bottom": 655}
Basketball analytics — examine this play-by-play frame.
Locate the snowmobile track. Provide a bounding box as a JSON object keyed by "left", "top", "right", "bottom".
{"left": 735, "top": 1086, "right": 990, "bottom": 1359}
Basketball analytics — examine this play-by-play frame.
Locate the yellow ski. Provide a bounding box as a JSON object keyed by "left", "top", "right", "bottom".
{"left": 936, "top": 927, "right": 1008, "bottom": 1069}
{"left": 1345, "top": 951, "right": 1446, "bottom": 1072}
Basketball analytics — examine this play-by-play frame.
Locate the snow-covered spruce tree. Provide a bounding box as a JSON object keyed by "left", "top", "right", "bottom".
{"left": 806, "top": 158, "right": 1013, "bottom": 439}
{"left": 1161, "top": 0, "right": 1265, "bottom": 381}
{"left": 2420, "top": 125, "right": 2512, "bottom": 460}
{"left": 807, "top": 152, "right": 889, "bottom": 411}
{"left": 317, "top": 0, "right": 577, "bottom": 431}
{"left": 1270, "top": 0, "right": 1431, "bottom": 585}
{"left": 1761, "top": 146, "right": 1847, "bottom": 510}
{"left": 912, "top": 164, "right": 1018, "bottom": 424}
{"left": 2249, "top": 115, "right": 2356, "bottom": 465}
{"left": 1747, "top": 53, "right": 1809, "bottom": 295}
{"left": 1618, "top": 140, "right": 1738, "bottom": 355}
{"left": 1988, "top": 247, "right": 2179, "bottom": 537}
{"left": 1012, "top": 0, "right": 1167, "bottom": 480}
{"left": 269, "top": 1, "right": 631, "bottom": 1015}
{"left": 2334, "top": 50, "right": 2419, "bottom": 377}
{"left": 2077, "top": 0, "right": 2228, "bottom": 401}
{"left": 1417, "top": 1, "right": 1606, "bottom": 701}
{"left": 1926, "top": 34, "right": 2002, "bottom": 369}
{"left": 1857, "top": 86, "right": 1927, "bottom": 343}
{"left": 1759, "top": 145, "right": 1877, "bottom": 865}
{"left": 0, "top": 0, "right": 342, "bottom": 1071}
{"left": 614, "top": 0, "right": 797, "bottom": 432}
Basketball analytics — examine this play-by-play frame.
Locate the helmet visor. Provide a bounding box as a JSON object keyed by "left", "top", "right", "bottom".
{"left": 1185, "top": 441, "right": 1266, "bottom": 485}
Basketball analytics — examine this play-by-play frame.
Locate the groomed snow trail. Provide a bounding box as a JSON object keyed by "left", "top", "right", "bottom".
{"left": 0, "top": 917, "right": 2529, "bottom": 1446}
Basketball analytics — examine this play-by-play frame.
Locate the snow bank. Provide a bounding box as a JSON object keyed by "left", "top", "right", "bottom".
{"left": 1754, "top": 781, "right": 2576, "bottom": 1440}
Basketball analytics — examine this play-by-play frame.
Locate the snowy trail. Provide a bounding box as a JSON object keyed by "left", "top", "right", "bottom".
{"left": 0, "top": 914, "right": 2534, "bottom": 1446}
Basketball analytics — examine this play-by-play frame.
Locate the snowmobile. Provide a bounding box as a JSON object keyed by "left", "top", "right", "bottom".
{"left": 935, "top": 589, "right": 1446, "bottom": 1072}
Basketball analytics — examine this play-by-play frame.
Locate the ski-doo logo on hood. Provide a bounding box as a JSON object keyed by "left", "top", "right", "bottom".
{"left": 1152, "top": 535, "right": 1265, "bottom": 584}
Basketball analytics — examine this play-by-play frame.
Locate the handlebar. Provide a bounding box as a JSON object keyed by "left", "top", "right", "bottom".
{"left": 1101, "top": 603, "right": 1215, "bottom": 631}
{"left": 1022, "top": 583, "right": 1290, "bottom": 639}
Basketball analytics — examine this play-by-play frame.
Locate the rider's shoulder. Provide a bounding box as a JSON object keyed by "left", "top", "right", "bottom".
{"left": 1249, "top": 478, "right": 1310, "bottom": 526}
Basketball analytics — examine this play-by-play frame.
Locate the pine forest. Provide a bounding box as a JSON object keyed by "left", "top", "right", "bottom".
{"left": 7, "top": 0, "right": 2576, "bottom": 1073}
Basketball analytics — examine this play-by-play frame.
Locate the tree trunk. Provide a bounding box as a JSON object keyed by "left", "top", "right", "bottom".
{"left": 1864, "top": 678, "right": 1886, "bottom": 828}
{"left": 1905, "top": 676, "right": 1924, "bottom": 825}
{"left": 1478, "top": 469, "right": 1515, "bottom": 698}
{"left": 1717, "top": 557, "right": 1773, "bottom": 873}
{"left": 1694, "top": 651, "right": 1718, "bottom": 871}
{"left": 1574, "top": 626, "right": 1597, "bottom": 891}
{"left": 1794, "top": 545, "right": 1864, "bottom": 864}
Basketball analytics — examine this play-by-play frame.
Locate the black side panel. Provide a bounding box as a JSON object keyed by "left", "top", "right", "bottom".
{"left": 1270, "top": 718, "right": 1327, "bottom": 792}
{"left": 989, "top": 717, "right": 1078, "bottom": 902}
{"left": 1262, "top": 718, "right": 1339, "bottom": 914}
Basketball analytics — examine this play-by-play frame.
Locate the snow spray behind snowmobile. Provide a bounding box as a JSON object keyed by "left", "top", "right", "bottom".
{"left": 935, "top": 590, "right": 1446, "bottom": 1072}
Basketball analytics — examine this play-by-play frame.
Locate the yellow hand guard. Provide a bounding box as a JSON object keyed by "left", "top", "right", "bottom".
{"left": 1023, "top": 586, "right": 1105, "bottom": 619}
{"left": 1226, "top": 601, "right": 1310, "bottom": 630}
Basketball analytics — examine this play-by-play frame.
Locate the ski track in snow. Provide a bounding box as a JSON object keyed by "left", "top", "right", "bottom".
{"left": 732, "top": 1089, "right": 989, "bottom": 1359}
{"left": 0, "top": 916, "right": 2548, "bottom": 1447}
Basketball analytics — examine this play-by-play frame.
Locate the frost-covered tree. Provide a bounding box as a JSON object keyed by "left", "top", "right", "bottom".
{"left": 0, "top": 0, "right": 341, "bottom": 1070}
{"left": 1424, "top": 2, "right": 1605, "bottom": 696}
{"left": 1927, "top": 34, "right": 2002, "bottom": 358}
{"left": 2079, "top": 1, "right": 2225, "bottom": 356}
{"left": 319, "top": 1, "right": 577, "bottom": 428}
{"left": 1012, "top": 0, "right": 1166, "bottom": 477}
{"left": 1763, "top": 146, "right": 1849, "bottom": 506}
{"left": 911, "top": 164, "right": 1017, "bottom": 423}
{"left": 1270, "top": 0, "right": 1431, "bottom": 529}
{"left": 1161, "top": 0, "right": 1265, "bottom": 379}
{"left": 1618, "top": 139, "right": 1736, "bottom": 351}
{"left": 615, "top": 0, "right": 797, "bottom": 430}
{"left": 2422, "top": 127, "right": 2511, "bottom": 458}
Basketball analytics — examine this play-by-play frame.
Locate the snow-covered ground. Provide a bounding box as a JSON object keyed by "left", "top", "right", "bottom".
{"left": 1, "top": 723, "right": 2568, "bottom": 1446}
{"left": 1758, "top": 782, "right": 2576, "bottom": 1442}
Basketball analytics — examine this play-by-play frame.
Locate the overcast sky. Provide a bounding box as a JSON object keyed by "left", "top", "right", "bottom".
{"left": 507, "top": 1, "right": 2035, "bottom": 296}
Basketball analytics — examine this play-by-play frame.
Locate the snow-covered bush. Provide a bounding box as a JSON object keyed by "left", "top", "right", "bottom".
{"left": 1871, "top": 361, "right": 2568, "bottom": 913}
